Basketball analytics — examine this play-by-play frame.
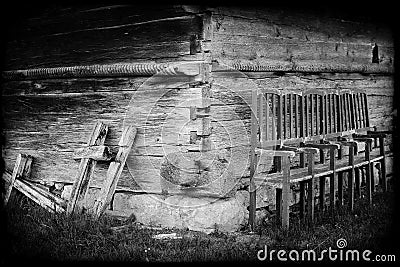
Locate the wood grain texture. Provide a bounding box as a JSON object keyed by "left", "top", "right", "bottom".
{"left": 209, "top": 7, "right": 394, "bottom": 73}
{"left": 3, "top": 154, "right": 33, "bottom": 204}
{"left": 2, "top": 170, "right": 66, "bottom": 213}
{"left": 3, "top": 6, "right": 203, "bottom": 70}
{"left": 66, "top": 122, "right": 109, "bottom": 215}
{"left": 73, "top": 145, "right": 112, "bottom": 161}
{"left": 91, "top": 126, "right": 137, "bottom": 218}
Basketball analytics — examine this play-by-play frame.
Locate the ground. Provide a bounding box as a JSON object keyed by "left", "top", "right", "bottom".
{"left": 0, "top": 186, "right": 399, "bottom": 262}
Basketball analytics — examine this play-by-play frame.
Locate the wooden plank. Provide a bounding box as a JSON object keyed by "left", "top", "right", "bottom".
{"left": 307, "top": 152, "right": 315, "bottom": 224}
{"left": 72, "top": 145, "right": 112, "bottom": 161}
{"left": 364, "top": 94, "right": 370, "bottom": 128}
{"left": 258, "top": 95, "right": 265, "bottom": 140}
{"left": 346, "top": 94, "right": 352, "bottom": 130}
{"left": 301, "top": 95, "right": 306, "bottom": 138}
{"left": 355, "top": 168, "right": 361, "bottom": 199}
{"left": 276, "top": 188, "right": 282, "bottom": 225}
{"left": 316, "top": 95, "right": 320, "bottom": 135}
{"left": 66, "top": 122, "right": 109, "bottom": 215}
{"left": 299, "top": 181, "right": 306, "bottom": 220}
{"left": 319, "top": 177, "right": 326, "bottom": 211}
{"left": 249, "top": 89, "right": 258, "bottom": 232}
{"left": 2, "top": 171, "right": 66, "bottom": 213}
{"left": 310, "top": 94, "right": 314, "bottom": 136}
{"left": 289, "top": 94, "right": 293, "bottom": 138}
{"left": 91, "top": 126, "right": 137, "bottom": 219}
{"left": 379, "top": 136, "right": 387, "bottom": 192}
{"left": 294, "top": 95, "right": 298, "bottom": 138}
{"left": 209, "top": 7, "right": 394, "bottom": 47}
{"left": 278, "top": 93, "right": 283, "bottom": 140}
{"left": 3, "top": 154, "right": 32, "bottom": 204}
{"left": 348, "top": 146, "right": 355, "bottom": 211}
{"left": 365, "top": 141, "right": 372, "bottom": 205}
{"left": 265, "top": 93, "right": 270, "bottom": 141}
{"left": 283, "top": 95, "right": 287, "bottom": 139}
{"left": 281, "top": 156, "right": 290, "bottom": 230}
{"left": 329, "top": 148, "right": 336, "bottom": 215}
{"left": 271, "top": 94, "right": 276, "bottom": 140}
{"left": 5, "top": 14, "right": 202, "bottom": 70}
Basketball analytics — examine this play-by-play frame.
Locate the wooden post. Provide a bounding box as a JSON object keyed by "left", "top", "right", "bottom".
{"left": 337, "top": 146, "right": 343, "bottom": 207}
{"left": 355, "top": 168, "right": 361, "bottom": 199}
{"left": 319, "top": 177, "right": 326, "bottom": 212}
{"left": 67, "top": 122, "right": 108, "bottom": 215}
{"left": 348, "top": 145, "right": 355, "bottom": 212}
{"left": 91, "top": 126, "right": 137, "bottom": 219}
{"left": 299, "top": 181, "right": 306, "bottom": 220}
{"left": 276, "top": 188, "right": 282, "bottom": 226}
{"left": 307, "top": 152, "right": 315, "bottom": 225}
{"left": 329, "top": 147, "right": 336, "bottom": 215}
{"left": 365, "top": 141, "right": 372, "bottom": 205}
{"left": 249, "top": 89, "right": 258, "bottom": 232}
{"left": 299, "top": 152, "right": 306, "bottom": 220}
{"left": 281, "top": 156, "right": 291, "bottom": 231}
{"left": 3, "top": 154, "right": 33, "bottom": 205}
{"left": 379, "top": 137, "right": 387, "bottom": 192}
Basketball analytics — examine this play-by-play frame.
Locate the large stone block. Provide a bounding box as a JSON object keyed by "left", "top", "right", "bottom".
{"left": 112, "top": 193, "right": 247, "bottom": 233}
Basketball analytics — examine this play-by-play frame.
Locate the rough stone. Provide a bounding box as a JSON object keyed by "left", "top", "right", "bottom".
{"left": 112, "top": 193, "right": 247, "bottom": 233}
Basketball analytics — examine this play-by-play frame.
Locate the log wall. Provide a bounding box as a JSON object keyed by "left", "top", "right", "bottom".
{"left": 1, "top": 5, "right": 395, "bottom": 200}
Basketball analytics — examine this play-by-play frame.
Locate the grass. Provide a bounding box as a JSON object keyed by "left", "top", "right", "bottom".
{"left": 0, "top": 188, "right": 398, "bottom": 263}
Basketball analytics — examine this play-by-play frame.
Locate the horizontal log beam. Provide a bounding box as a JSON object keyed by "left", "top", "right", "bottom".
{"left": 2, "top": 59, "right": 394, "bottom": 81}
{"left": 215, "top": 61, "right": 394, "bottom": 74}
{"left": 2, "top": 62, "right": 206, "bottom": 81}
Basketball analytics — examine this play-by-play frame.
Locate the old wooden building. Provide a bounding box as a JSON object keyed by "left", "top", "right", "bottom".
{"left": 1, "top": 4, "right": 396, "bottom": 232}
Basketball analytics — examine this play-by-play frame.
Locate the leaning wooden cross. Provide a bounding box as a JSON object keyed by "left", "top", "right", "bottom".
{"left": 66, "top": 122, "right": 110, "bottom": 215}
{"left": 90, "top": 125, "right": 137, "bottom": 219}
{"left": 66, "top": 121, "right": 136, "bottom": 219}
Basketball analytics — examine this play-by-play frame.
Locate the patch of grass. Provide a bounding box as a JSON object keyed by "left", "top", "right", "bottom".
{"left": 1, "top": 189, "right": 398, "bottom": 262}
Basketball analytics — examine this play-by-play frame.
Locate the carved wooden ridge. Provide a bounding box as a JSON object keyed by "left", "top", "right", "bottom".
{"left": 2, "top": 61, "right": 393, "bottom": 81}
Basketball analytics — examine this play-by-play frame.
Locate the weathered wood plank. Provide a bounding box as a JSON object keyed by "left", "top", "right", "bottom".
{"left": 3, "top": 154, "right": 33, "bottom": 204}
{"left": 73, "top": 145, "right": 112, "bottom": 161}
{"left": 91, "top": 126, "right": 137, "bottom": 218}
{"left": 2, "top": 171, "right": 66, "bottom": 213}
{"left": 209, "top": 9, "right": 393, "bottom": 47}
{"left": 6, "top": 6, "right": 197, "bottom": 41}
{"left": 4, "top": 15, "right": 202, "bottom": 69}
{"left": 66, "top": 122, "right": 109, "bottom": 215}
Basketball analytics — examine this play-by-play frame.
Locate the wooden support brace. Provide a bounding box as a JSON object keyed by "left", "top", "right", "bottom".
{"left": 281, "top": 156, "right": 291, "bottom": 231}
{"left": 329, "top": 147, "right": 336, "bottom": 215}
{"left": 365, "top": 141, "right": 372, "bottom": 205}
{"left": 379, "top": 137, "right": 387, "bottom": 192}
{"left": 355, "top": 168, "right": 361, "bottom": 199}
{"left": 91, "top": 126, "right": 137, "bottom": 219}
{"left": 73, "top": 145, "right": 112, "bottom": 161}
{"left": 307, "top": 152, "right": 315, "bottom": 225}
{"left": 299, "top": 181, "right": 306, "bottom": 220}
{"left": 2, "top": 170, "right": 66, "bottom": 213}
{"left": 3, "top": 154, "right": 33, "bottom": 205}
{"left": 348, "top": 146, "right": 355, "bottom": 212}
{"left": 67, "top": 122, "right": 109, "bottom": 215}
